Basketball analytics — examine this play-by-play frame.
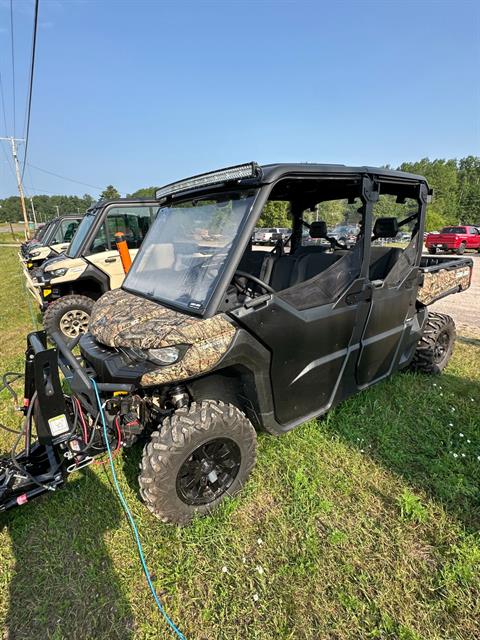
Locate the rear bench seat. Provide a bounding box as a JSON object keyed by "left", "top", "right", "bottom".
{"left": 270, "top": 251, "right": 343, "bottom": 290}
{"left": 369, "top": 246, "right": 403, "bottom": 280}
{"left": 270, "top": 246, "right": 405, "bottom": 291}
{"left": 238, "top": 243, "right": 403, "bottom": 294}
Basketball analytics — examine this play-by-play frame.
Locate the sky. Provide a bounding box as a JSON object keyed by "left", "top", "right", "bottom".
{"left": 0, "top": 0, "right": 479, "bottom": 199}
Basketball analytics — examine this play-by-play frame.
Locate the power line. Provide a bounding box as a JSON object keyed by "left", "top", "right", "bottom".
{"left": 23, "top": 183, "right": 63, "bottom": 196}
{"left": 27, "top": 162, "right": 103, "bottom": 191}
{"left": 0, "top": 71, "right": 16, "bottom": 178}
{"left": 21, "top": 0, "right": 40, "bottom": 181}
{"left": 0, "top": 69, "right": 9, "bottom": 136}
{"left": 0, "top": 139, "right": 17, "bottom": 184}
{"left": 10, "top": 0, "right": 16, "bottom": 137}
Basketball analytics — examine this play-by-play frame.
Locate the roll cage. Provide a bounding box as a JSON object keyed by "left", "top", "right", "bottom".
{"left": 143, "top": 163, "right": 431, "bottom": 318}
{"left": 64, "top": 198, "right": 161, "bottom": 259}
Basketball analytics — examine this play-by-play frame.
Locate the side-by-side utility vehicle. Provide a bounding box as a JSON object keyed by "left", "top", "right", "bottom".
{"left": 20, "top": 221, "right": 49, "bottom": 252}
{"left": 1, "top": 163, "right": 473, "bottom": 523}
{"left": 20, "top": 215, "right": 82, "bottom": 271}
{"left": 24, "top": 199, "right": 159, "bottom": 339}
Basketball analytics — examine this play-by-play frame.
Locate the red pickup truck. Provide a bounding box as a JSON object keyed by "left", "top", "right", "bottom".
{"left": 426, "top": 225, "right": 480, "bottom": 254}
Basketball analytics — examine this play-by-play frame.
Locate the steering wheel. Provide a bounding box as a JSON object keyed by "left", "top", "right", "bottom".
{"left": 233, "top": 270, "right": 275, "bottom": 295}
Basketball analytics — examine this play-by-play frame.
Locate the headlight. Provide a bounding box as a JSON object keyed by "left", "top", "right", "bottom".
{"left": 48, "top": 267, "right": 68, "bottom": 278}
{"left": 147, "top": 347, "right": 181, "bottom": 365}
{"left": 30, "top": 250, "right": 41, "bottom": 257}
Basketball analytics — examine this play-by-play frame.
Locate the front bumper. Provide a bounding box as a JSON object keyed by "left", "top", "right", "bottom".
{"left": 23, "top": 269, "right": 63, "bottom": 310}
{"left": 23, "top": 266, "right": 45, "bottom": 307}
{"left": 428, "top": 243, "right": 457, "bottom": 250}
{"left": 79, "top": 334, "right": 157, "bottom": 385}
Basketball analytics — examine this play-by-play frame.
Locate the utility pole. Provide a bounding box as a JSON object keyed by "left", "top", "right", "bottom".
{"left": 0, "top": 136, "right": 30, "bottom": 240}
{"left": 55, "top": 205, "right": 60, "bottom": 216}
{"left": 30, "top": 197, "right": 37, "bottom": 227}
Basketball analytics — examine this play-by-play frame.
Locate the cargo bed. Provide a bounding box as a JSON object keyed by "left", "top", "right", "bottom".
{"left": 418, "top": 255, "right": 473, "bottom": 305}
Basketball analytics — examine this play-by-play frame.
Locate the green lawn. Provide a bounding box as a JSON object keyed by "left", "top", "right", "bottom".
{"left": 0, "top": 246, "right": 478, "bottom": 640}
{"left": 0, "top": 235, "right": 22, "bottom": 244}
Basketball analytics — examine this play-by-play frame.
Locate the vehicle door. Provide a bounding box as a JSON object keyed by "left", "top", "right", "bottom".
{"left": 468, "top": 226, "right": 480, "bottom": 249}
{"left": 85, "top": 205, "right": 157, "bottom": 289}
{"left": 356, "top": 197, "right": 423, "bottom": 387}
{"left": 86, "top": 221, "right": 125, "bottom": 289}
{"left": 232, "top": 208, "right": 371, "bottom": 428}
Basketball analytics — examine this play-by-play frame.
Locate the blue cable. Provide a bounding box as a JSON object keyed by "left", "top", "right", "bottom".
{"left": 91, "top": 378, "right": 187, "bottom": 640}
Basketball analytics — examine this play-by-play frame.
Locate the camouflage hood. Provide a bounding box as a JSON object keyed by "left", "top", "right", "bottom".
{"left": 89, "top": 289, "right": 237, "bottom": 386}
{"left": 89, "top": 288, "right": 236, "bottom": 349}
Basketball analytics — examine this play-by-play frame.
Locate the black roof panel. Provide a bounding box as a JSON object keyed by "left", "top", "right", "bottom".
{"left": 259, "top": 163, "right": 428, "bottom": 185}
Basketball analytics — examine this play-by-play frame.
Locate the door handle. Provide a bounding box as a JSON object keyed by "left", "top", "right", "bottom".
{"left": 105, "top": 257, "right": 117, "bottom": 263}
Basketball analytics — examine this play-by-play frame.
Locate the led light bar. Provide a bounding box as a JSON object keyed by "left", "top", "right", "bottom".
{"left": 155, "top": 162, "right": 261, "bottom": 200}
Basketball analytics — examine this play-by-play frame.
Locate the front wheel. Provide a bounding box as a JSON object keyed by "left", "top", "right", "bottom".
{"left": 139, "top": 401, "right": 257, "bottom": 524}
{"left": 456, "top": 242, "right": 466, "bottom": 255}
{"left": 410, "top": 312, "right": 456, "bottom": 374}
{"left": 427, "top": 247, "right": 437, "bottom": 255}
{"left": 43, "top": 294, "right": 94, "bottom": 340}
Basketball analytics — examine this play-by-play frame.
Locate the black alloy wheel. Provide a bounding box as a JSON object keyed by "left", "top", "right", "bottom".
{"left": 139, "top": 400, "right": 257, "bottom": 524}
{"left": 176, "top": 438, "right": 241, "bottom": 505}
{"left": 433, "top": 330, "right": 450, "bottom": 364}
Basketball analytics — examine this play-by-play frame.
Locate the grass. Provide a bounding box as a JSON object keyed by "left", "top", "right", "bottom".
{"left": 0, "top": 224, "right": 24, "bottom": 244}
{"left": 0, "top": 246, "right": 479, "bottom": 640}
{"left": 0, "top": 234, "right": 22, "bottom": 244}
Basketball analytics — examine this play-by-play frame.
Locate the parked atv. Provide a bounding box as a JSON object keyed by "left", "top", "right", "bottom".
{"left": 20, "top": 215, "right": 83, "bottom": 272}
{"left": 19, "top": 221, "right": 51, "bottom": 255}
{"left": 1, "top": 163, "right": 473, "bottom": 523}
{"left": 23, "top": 199, "right": 159, "bottom": 339}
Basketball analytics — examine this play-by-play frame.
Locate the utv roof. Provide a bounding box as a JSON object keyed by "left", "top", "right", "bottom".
{"left": 45, "top": 214, "right": 84, "bottom": 223}
{"left": 259, "top": 163, "right": 428, "bottom": 185}
{"left": 155, "top": 162, "right": 429, "bottom": 200}
{"left": 88, "top": 197, "right": 159, "bottom": 211}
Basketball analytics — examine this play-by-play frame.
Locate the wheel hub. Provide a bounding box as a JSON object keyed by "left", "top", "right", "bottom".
{"left": 176, "top": 438, "right": 241, "bottom": 506}
{"left": 433, "top": 330, "right": 449, "bottom": 363}
{"left": 59, "top": 309, "right": 90, "bottom": 338}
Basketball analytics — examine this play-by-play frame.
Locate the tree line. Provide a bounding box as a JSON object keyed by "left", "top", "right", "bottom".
{"left": 0, "top": 185, "right": 153, "bottom": 224}
{"left": 1, "top": 158, "right": 478, "bottom": 232}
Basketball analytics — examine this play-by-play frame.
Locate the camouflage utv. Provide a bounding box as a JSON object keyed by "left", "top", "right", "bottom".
{"left": 0, "top": 163, "right": 473, "bottom": 523}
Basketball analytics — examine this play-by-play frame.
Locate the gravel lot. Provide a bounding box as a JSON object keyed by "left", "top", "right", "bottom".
{"left": 430, "top": 253, "right": 479, "bottom": 333}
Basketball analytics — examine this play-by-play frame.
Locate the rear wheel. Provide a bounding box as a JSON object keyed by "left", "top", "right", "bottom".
{"left": 139, "top": 401, "right": 257, "bottom": 524}
{"left": 456, "top": 242, "right": 466, "bottom": 255}
{"left": 427, "top": 247, "right": 437, "bottom": 255}
{"left": 43, "top": 294, "right": 94, "bottom": 340}
{"left": 410, "top": 312, "right": 456, "bottom": 374}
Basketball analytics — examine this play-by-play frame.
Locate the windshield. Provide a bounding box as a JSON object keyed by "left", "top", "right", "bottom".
{"left": 123, "top": 189, "right": 257, "bottom": 312}
{"left": 35, "top": 224, "right": 49, "bottom": 241}
{"left": 66, "top": 212, "right": 97, "bottom": 257}
{"left": 40, "top": 220, "right": 60, "bottom": 245}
